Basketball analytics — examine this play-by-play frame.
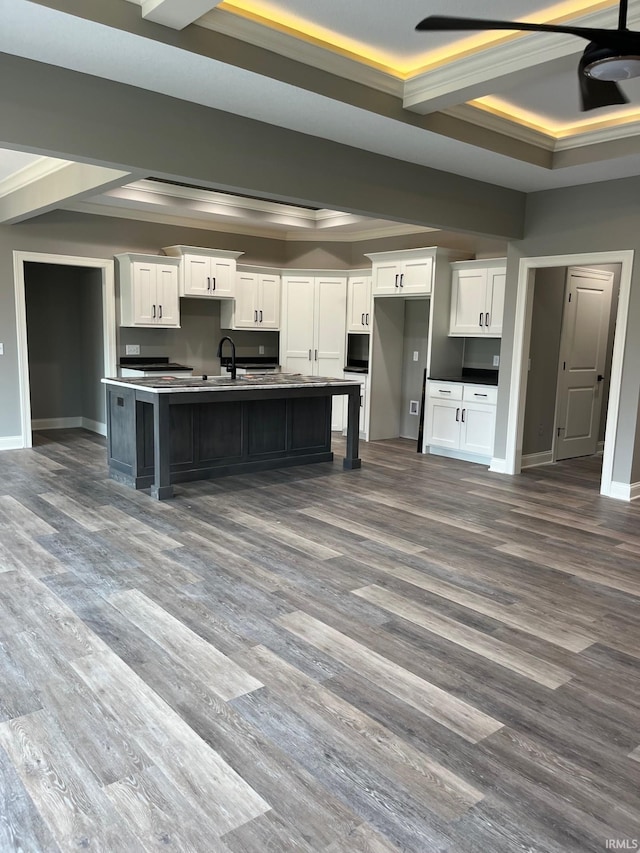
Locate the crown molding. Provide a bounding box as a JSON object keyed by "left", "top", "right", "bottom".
{"left": 403, "top": 6, "right": 640, "bottom": 115}
{"left": 0, "top": 156, "right": 71, "bottom": 199}
{"left": 197, "top": 8, "right": 402, "bottom": 96}
{"left": 442, "top": 105, "right": 555, "bottom": 151}
{"left": 554, "top": 117, "right": 640, "bottom": 149}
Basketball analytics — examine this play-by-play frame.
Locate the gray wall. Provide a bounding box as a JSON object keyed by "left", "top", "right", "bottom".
{"left": 522, "top": 267, "right": 565, "bottom": 456}
{"left": 25, "top": 263, "right": 104, "bottom": 425}
{"left": 496, "top": 177, "right": 640, "bottom": 485}
{"left": 463, "top": 338, "right": 501, "bottom": 371}
{"left": 400, "top": 300, "right": 429, "bottom": 440}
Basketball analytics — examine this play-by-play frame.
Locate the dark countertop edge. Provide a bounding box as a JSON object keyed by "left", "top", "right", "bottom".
{"left": 102, "top": 377, "right": 362, "bottom": 393}
{"left": 428, "top": 371, "right": 499, "bottom": 387}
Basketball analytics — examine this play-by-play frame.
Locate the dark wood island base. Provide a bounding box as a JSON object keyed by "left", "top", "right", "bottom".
{"left": 103, "top": 376, "right": 362, "bottom": 499}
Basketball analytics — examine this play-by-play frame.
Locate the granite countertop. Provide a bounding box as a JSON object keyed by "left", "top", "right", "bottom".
{"left": 102, "top": 374, "right": 361, "bottom": 393}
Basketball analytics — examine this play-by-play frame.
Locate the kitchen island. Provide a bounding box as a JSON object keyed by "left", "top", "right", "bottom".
{"left": 102, "top": 374, "right": 362, "bottom": 499}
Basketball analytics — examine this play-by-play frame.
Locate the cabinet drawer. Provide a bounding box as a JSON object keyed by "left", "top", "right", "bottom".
{"left": 462, "top": 385, "right": 497, "bottom": 405}
{"left": 428, "top": 382, "right": 463, "bottom": 401}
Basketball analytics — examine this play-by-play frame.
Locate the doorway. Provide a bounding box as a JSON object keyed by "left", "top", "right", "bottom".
{"left": 13, "top": 252, "right": 116, "bottom": 449}
{"left": 504, "top": 249, "right": 633, "bottom": 499}
{"left": 521, "top": 264, "right": 619, "bottom": 472}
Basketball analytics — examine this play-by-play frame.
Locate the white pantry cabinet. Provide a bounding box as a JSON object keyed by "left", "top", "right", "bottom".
{"left": 347, "top": 273, "right": 372, "bottom": 331}
{"left": 365, "top": 248, "right": 435, "bottom": 297}
{"left": 116, "top": 253, "right": 181, "bottom": 328}
{"left": 424, "top": 381, "right": 497, "bottom": 463}
{"left": 162, "top": 245, "right": 243, "bottom": 298}
{"left": 449, "top": 259, "right": 506, "bottom": 337}
{"left": 220, "top": 269, "right": 281, "bottom": 330}
{"left": 280, "top": 272, "right": 347, "bottom": 430}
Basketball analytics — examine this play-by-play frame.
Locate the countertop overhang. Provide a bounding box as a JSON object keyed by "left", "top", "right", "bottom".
{"left": 102, "top": 374, "right": 362, "bottom": 393}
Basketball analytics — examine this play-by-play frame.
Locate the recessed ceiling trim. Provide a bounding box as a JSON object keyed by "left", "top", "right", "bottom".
{"left": 404, "top": 5, "right": 640, "bottom": 116}
{"left": 442, "top": 105, "right": 555, "bottom": 151}
{"left": 0, "top": 155, "right": 71, "bottom": 199}
{"left": 197, "top": 7, "right": 402, "bottom": 95}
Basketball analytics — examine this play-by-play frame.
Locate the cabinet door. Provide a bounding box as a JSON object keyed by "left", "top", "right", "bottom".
{"left": 459, "top": 402, "right": 495, "bottom": 456}
{"left": 155, "top": 265, "right": 180, "bottom": 327}
{"left": 281, "top": 277, "right": 315, "bottom": 375}
{"left": 372, "top": 262, "right": 401, "bottom": 295}
{"left": 400, "top": 257, "right": 433, "bottom": 295}
{"left": 485, "top": 268, "right": 505, "bottom": 336}
{"left": 315, "top": 276, "right": 347, "bottom": 378}
{"left": 211, "top": 258, "right": 235, "bottom": 297}
{"left": 425, "top": 398, "right": 460, "bottom": 449}
{"left": 347, "top": 276, "right": 371, "bottom": 331}
{"left": 449, "top": 269, "right": 488, "bottom": 335}
{"left": 131, "top": 261, "right": 157, "bottom": 325}
{"left": 234, "top": 273, "right": 259, "bottom": 327}
{"left": 258, "top": 274, "right": 280, "bottom": 329}
{"left": 183, "top": 256, "right": 211, "bottom": 297}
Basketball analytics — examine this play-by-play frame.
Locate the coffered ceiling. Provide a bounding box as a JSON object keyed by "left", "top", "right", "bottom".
{"left": 2, "top": 0, "right": 640, "bottom": 237}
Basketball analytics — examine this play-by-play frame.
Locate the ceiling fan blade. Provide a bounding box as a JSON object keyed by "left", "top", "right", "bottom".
{"left": 578, "top": 55, "right": 629, "bottom": 110}
{"left": 416, "top": 15, "right": 640, "bottom": 49}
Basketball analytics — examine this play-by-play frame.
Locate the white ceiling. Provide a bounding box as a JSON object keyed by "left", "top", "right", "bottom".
{"left": 1, "top": 0, "right": 640, "bottom": 236}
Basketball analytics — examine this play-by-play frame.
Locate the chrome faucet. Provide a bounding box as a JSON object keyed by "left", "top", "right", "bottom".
{"left": 216, "top": 335, "right": 237, "bottom": 380}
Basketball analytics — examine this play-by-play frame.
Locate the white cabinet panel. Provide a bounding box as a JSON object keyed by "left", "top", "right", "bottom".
{"left": 424, "top": 380, "right": 496, "bottom": 462}
{"left": 401, "top": 257, "right": 433, "bottom": 294}
{"left": 117, "top": 254, "right": 181, "bottom": 328}
{"left": 183, "top": 255, "right": 211, "bottom": 297}
{"left": 155, "top": 265, "right": 180, "bottom": 326}
{"left": 282, "top": 276, "right": 315, "bottom": 376}
{"left": 368, "top": 250, "right": 434, "bottom": 297}
{"left": 486, "top": 268, "right": 506, "bottom": 335}
{"left": 221, "top": 271, "right": 281, "bottom": 330}
{"left": 234, "top": 272, "right": 259, "bottom": 327}
{"left": 347, "top": 275, "right": 372, "bottom": 331}
{"left": 162, "top": 246, "right": 243, "bottom": 299}
{"left": 426, "top": 398, "right": 460, "bottom": 449}
{"left": 459, "top": 403, "right": 495, "bottom": 456}
{"left": 259, "top": 274, "right": 280, "bottom": 328}
{"left": 449, "top": 260, "right": 507, "bottom": 337}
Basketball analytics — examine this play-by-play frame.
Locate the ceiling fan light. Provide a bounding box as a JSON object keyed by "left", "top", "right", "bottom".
{"left": 585, "top": 54, "right": 640, "bottom": 81}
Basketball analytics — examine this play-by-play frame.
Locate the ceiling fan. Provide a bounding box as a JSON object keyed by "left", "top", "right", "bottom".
{"left": 416, "top": 0, "right": 640, "bottom": 111}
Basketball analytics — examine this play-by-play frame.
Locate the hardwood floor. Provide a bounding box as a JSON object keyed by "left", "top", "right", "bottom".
{"left": 1, "top": 429, "right": 639, "bottom": 852}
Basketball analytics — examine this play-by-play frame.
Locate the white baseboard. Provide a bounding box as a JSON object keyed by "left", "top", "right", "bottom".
{"left": 521, "top": 451, "right": 553, "bottom": 469}
{"left": 31, "top": 417, "right": 106, "bottom": 436}
{"left": 489, "top": 457, "right": 508, "bottom": 473}
{"left": 32, "top": 417, "right": 82, "bottom": 430}
{"left": 82, "top": 418, "right": 107, "bottom": 436}
{"left": 428, "top": 445, "right": 492, "bottom": 466}
{"left": 606, "top": 480, "right": 640, "bottom": 501}
{"left": 0, "top": 435, "right": 24, "bottom": 451}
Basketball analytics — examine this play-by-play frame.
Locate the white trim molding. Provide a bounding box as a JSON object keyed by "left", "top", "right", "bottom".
{"left": 504, "top": 249, "right": 634, "bottom": 501}
{"left": 12, "top": 251, "right": 116, "bottom": 450}
{"left": 31, "top": 417, "right": 106, "bottom": 435}
{"left": 608, "top": 481, "right": 640, "bottom": 501}
{"left": 0, "top": 436, "right": 24, "bottom": 451}
{"left": 521, "top": 451, "right": 553, "bottom": 468}
{"left": 489, "top": 457, "right": 508, "bottom": 474}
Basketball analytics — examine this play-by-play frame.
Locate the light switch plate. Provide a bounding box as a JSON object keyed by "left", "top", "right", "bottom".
{"left": 126, "top": 344, "right": 140, "bottom": 355}
{"left": 413, "top": 351, "right": 419, "bottom": 362}
{"left": 493, "top": 355, "right": 500, "bottom": 367}
{"left": 0, "top": 343, "right": 4, "bottom": 355}
{"left": 259, "top": 345, "right": 265, "bottom": 354}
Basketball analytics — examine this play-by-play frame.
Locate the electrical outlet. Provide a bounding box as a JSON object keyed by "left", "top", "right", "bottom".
{"left": 125, "top": 344, "right": 140, "bottom": 355}
{"left": 259, "top": 345, "right": 265, "bottom": 355}
{"left": 413, "top": 351, "right": 419, "bottom": 362}
{"left": 0, "top": 343, "right": 4, "bottom": 356}
{"left": 493, "top": 355, "right": 500, "bottom": 367}
{"left": 409, "top": 400, "right": 419, "bottom": 415}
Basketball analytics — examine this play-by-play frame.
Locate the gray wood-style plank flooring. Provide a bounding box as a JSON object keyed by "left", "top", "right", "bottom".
{"left": 1, "top": 429, "right": 639, "bottom": 851}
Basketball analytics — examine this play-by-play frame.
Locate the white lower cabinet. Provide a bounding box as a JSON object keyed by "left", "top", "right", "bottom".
{"left": 424, "top": 382, "right": 496, "bottom": 462}
{"left": 342, "top": 372, "right": 369, "bottom": 440}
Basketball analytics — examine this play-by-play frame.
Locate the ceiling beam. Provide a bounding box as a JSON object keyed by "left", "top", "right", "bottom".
{"left": 404, "top": 6, "right": 640, "bottom": 115}
{"left": 0, "top": 161, "right": 139, "bottom": 224}
{"left": 141, "top": 0, "right": 222, "bottom": 30}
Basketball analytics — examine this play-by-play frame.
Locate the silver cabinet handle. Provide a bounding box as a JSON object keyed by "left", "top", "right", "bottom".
{"left": 254, "top": 310, "right": 258, "bottom": 322}
{"left": 399, "top": 273, "right": 404, "bottom": 287}
{"left": 456, "top": 407, "right": 460, "bottom": 421}
{"left": 207, "top": 276, "right": 211, "bottom": 291}
{"left": 479, "top": 313, "right": 483, "bottom": 327}
{"left": 485, "top": 312, "right": 490, "bottom": 327}
{"left": 259, "top": 310, "right": 263, "bottom": 322}
{"left": 211, "top": 277, "right": 216, "bottom": 291}
{"left": 394, "top": 274, "right": 399, "bottom": 288}
{"left": 461, "top": 408, "right": 466, "bottom": 422}
{"left": 152, "top": 304, "right": 156, "bottom": 319}
{"left": 314, "top": 349, "right": 318, "bottom": 361}
{"left": 158, "top": 304, "right": 162, "bottom": 319}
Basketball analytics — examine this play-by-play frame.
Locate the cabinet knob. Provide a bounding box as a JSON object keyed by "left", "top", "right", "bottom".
{"left": 207, "top": 276, "right": 211, "bottom": 291}
{"left": 211, "top": 277, "right": 216, "bottom": 291}
{"left": 152, "top": 304, "right": 156, "bottom": 319}
{"left": 461, "top": 408, "right": 466, "bottom": 422}
{"left": 479, "top": 313, "right": 483, "bottom": 327}
{"left": 158, "top": 305, "right": 163, "bottom": 320}
{"left": 362, "top": 313, "right": 365, "bottom": 325}
{"left": 399, "top": 273, "right": 404, "bottom": 287}
{"left": 254, "top": 310, "right": 258, "bottom": 322}
{"left": 456, "top": 407, "right": 460, "bottom": 421}
{"left": 394, "top": 274, "right": 399, "bottom": 288}
{"left": 259, "top": 310, "right": 263, "bottom": 322}
{"left": 485, "top": 312, "right": 490, "bottom": 327}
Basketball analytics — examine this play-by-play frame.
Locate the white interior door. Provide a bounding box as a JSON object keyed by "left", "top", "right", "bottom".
{"left": 555, "top": 267, "right": 614, "bottom": 461}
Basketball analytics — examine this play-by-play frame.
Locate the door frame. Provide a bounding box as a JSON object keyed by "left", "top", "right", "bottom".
{"left": 13, "top": 251, "right": 116, "bottom": 449}
{"left": 503, "top": 249, "right": 633, "bottom": 499}
{"left": 551, "top": 266, "right": 615, "bottom": 463}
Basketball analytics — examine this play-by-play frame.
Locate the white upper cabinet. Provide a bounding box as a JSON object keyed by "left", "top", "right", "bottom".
{"left": 220, "top": 269, "right": 281, "bottom": 330}
{"left": 347, "top": 273, "right": 372, "bottom": 332}
{"left": 162, "top": 246, "right": 243, "bottom": 298}
{"left": 365, "top": 248, "right": 435, "bottom": 297}
{"left": 449, "top": 259, "right": 507, "bottom": 337}
{"left": 116, "top": 253, "right": 181, "bottom": 328}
